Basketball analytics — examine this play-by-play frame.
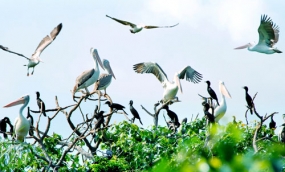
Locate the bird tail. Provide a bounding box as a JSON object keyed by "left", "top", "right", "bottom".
{"left": 139, "top": 118, "right": 143, "bottom": 125}
{"left": 43, "top": 111, "right": 47, "bottom": 117}
{"left": 123, "top": 109, "right": 128, "bottom": 116}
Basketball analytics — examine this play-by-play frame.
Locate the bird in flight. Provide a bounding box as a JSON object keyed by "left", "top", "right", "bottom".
{"left": 1, "top": 23, "right": 62, "bottom": 76}
{"left": 106, "top": 15, "right": 178, "bottom": 34}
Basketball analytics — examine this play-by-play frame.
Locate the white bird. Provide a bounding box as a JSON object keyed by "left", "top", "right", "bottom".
{"left": 3, "top": 95, "right": 30, "bottom": 142}
{"left": 235, "top": 15, "right": 281, "bottom": 54}
{"left": 72, "top": 48, "right": 104, "bottom": 100}
{"left": 93, "top": 59, "right": 116, "bottom": 95}
{"left": 133, "top": 62, "right": 203, "bottom": 103}
{"left": 214, "top": 81, "right": 232, "bottom": 123}
{"left": 1, "top": 23, "right": 63, "bottom": 76}
{"left": 106, "top": 15, "right": 179, "bottom": 34}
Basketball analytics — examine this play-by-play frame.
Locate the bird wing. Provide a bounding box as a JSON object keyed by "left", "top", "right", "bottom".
{"left": 0, "top": 45, "right": 29, "bottom": 60}
{"left": 219, "top": 82, "right": 231, "bottom": 98}
{"left": 76, "top": 68, "right": 95, "bottom": 88}
{"left": 258, "top": 15, "right": 279, "bottom": 47}
{"left": 178, "top": 66, "right": 203, "bottom": 83}
{"left": 144, "top": 23, "right": 179, "bottom": 29}
{"left": 97, "top": 73, "right": 112, "bottom": 89}
{"left": 33, "top": 23, "right": 63, "bottom": 57}
{"left": 106, "top": 15, "right": 136, "bottom": 27}
{"left": 133, "top": 62, "right": 168, "bottom": 83}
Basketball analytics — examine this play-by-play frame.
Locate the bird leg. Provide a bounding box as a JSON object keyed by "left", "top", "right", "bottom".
{"left": 31, "top": 67, "right": 35, "bottom": 75}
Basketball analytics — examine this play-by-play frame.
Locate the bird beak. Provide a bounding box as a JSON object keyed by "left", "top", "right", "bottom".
{"left": 220, "top": 83, "right": 231, "bottom": 98}
{"left": 3, "top": 97, "right": 25, "bottom": 108}
{"left": 176, "top": 75, "right": 182, "bottom": 93}
{"left": 106, "top": 62, "right": 116, "bottom": 80}
{"left": 91, "top": 48, "right": 105, "bottom": 70}
{"left": 234, "top": 44, "right": 249, "bottom": 49}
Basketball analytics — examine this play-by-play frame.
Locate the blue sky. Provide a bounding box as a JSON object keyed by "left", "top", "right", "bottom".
{"left": 0, "top": 0, "right": 284, "bottom": 138}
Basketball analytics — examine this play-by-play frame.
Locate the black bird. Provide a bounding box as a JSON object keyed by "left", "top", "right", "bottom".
{"left": 26, "top": 107, "right": 34, "bottom": 136}
{"left": 181, "top": 118, "right": 187, "bottom": 124}
{"left": 0, "top": 117, "right": 13, "bottom": 139}
{"left": 129, "top": 100, "right": 143, "bottom": 125}
{"left": 280, "top": 123, "right": 285, "bottom": 143}
{"left": 95, "top": 111, "right": 105, "bottom": 129}
{"left": 105, "top": 101, "right": 128, "bottom": 115}
{"left": 269, "top": 115, "right": 276, "bottom": 129}
{"left": 205, "top": 81, "right": 219, "bottom": 106}
{"left": 36, "top": 91, "right": 46, "bottom": 117}
{"left": 162, "top": 105, "right": 180, "bottom": 127}
{"left": 203, "top": 102, "right": 215, "bottom": 123}
{"left": 243, "top": 86, "right": 253, "bottom": 114}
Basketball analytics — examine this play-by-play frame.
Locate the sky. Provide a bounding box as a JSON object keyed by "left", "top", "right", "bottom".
{"left": 0, "top": 0, "right": 284, "bottom": 139}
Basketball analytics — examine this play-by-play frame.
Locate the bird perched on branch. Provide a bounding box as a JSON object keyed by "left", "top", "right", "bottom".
{"left": 105, "top": 101, "right": 128, "bottom": 115}
{"left": 106, "top": 15, "right": 179, "bottom": 34}
{"left": 1, "top": 23, "right": 62, "bottom": 76}
{"left": 0, "top": 117, "right": 13, "bottom": 139}
{"left": 243, "top": 86, "right": 254, "bottom": 114}
{"left": 269, "top": 115, "right": 276, "bottom": 130}
{"left": 203, "top": 102, "right": 215, "bottom": 123}
{"left": 129, "top": 100, "right": 143, "bottom": 125}
{"left": 94, "top": 111, "right": 105, "bottom": 130}
{"left": 162, "top": 105, "right": 180, "bottom": 127}
{"left": 36, "top": 91, "right": 46, "bottom": 117}
{"left": 278, "top": 123, "right": 285, "bottom": 143}
{"left": 205, "top": 81, "right": 219, "bottom": 106}
{"left": 26, "top": 107, "right": 34, "bottom": 136}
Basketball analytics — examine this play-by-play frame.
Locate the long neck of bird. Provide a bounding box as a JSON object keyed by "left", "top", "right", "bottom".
{"left": 19, "top": 102, "right": 28, "bottom": 119}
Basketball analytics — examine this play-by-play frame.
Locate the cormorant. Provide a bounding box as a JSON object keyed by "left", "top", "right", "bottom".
{"left": 129, "top": 100, "right": 143, "bottom": 125}
{"left": 162, "top": 105, "right": 180, "bottom": 127}
{"left": 0, "top": 117, "right": 13, "bottom": 139}
{"left": 105, "top": 101, "right": 128, "bottom": 115}
{"left": 36, "top": 91, "right": 46, "bottom": 117}
{"left": 243, "top": 86, "right": 253, "bottom": 114}
{"left": 205, "top": 81, "right": 219, "bottom": 106}
{"left": 203, "top": 102, "right": 215, "bottom": 123}
{"left": 26, "top": 107, "right": 34, "bottom": 136}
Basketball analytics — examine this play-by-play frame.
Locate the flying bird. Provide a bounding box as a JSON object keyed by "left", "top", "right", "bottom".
{"left": 106, "top": 15, "right": 179, "bottom": 34}
{"left": 3, "top": 95, "right": 31, "bottom": 142}
{"left": 93, "top": 59, "right": 116, "bottom": 95}
{"left": 1, "top": 23, "right": 62, "bottom": 76}
{"left": 205, "top": 81, "right": 219, "bottom": 106}
{"left": 162, "top": 105, "right": 180, "bottom": 127}
{"left": 36, "top": 91, "right": 46, "bottom": 117}
{"left": 214, "top": 81, "right": 232, "bottom": 123}
{"left": 243, "top": 86, "right": 254, "bottom": 114}
{"left": 0, "top": 117, "right": 13, "bottom": 139}
{"left": 129, "top": 100, "right": 143, "bottom": 125}
{"left": 72, "top": 48, "right": 104, "bottom": 101}
{"left": 133, "top": 62, "right": 202, "bottom": 103}
{"left": 105, "top": 101, "right": 128, "bottom": 115}
{"left": 234, "top": 14, "right": 282, "bottom": 54}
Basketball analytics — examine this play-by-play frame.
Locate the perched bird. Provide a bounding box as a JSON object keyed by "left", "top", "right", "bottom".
{"left": 94, "top": 111, "right": 105, "bottom": 130}
{"left": 278, "top": 123, "right": 285, "bottom": 143}
{"left": 36, "top": 91, "right": 46, "bottom": 117}
{"left": 106, "top": 15, "right": 179, "bottom": 34}
{"left": 235, "top": 14, "right": 282, "bottom": 54}
{"left": 129, "top": 100, "right": 143, "bottom": 125}
{"left": 243, "top": 86, "right": 254, "bottom": 114}
{"left": 26, "top": 107, "right": 34, "bottom": 136}
{"left": 105, "top": 101, "right": 128, "bottom": 115}
{"left": 133, "top": 62, "right": 202, "bottom": 103}
{"left": 205, "top": 81, "right": 219, "bottom": 106}
{"left": 232, "top": 116, "right": 237, "bottom": 125}
{"left": 214, "top": 81, "right": 232, "bottom": 122}
{"left": 203, "top": 102, "right": 215, "bottom": 123}
{"left": 93, "top": 59, "right": 116, "bottom": 95}
{"left": 181, "top": 118, "right": 187, "bottom": 124}
{"left": 0, "top": 117, "right": 13, "bottom": 139}
{"left": 1, "top": 23, "right": 62, "bottom": 76}
{"left": 72, "top": 48, "right": 104, "bottom": 101}
{"left": 162, "top": 105, "right": 180, "bottom": 127}
{"left": 3, "top": 95, "right": 31, "bottom": 142}
{"left": 269, "top": 115, "right": 276, "bottom": 129}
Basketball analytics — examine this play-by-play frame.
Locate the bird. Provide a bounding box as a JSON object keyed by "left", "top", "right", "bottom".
{"left": 269, "top": 115, "right": 276, "bottom": 130}
{"left": 205, "top": 81, "right": 219, "bottom": 106}
{"left": 278, "top": 123, "right": 285, "bottom": 143}
{"left": 72, "top": 48, "right": 104, "bottom": 101}
{"left": 243, "top": 86, "right": 254, "bottom": 114}
{"left": 36, "top": 91, "right": 46, "bottom": 117}
{"left": 0, "top": 117, "right": 13, "bottom": 139}
{"left": 129, "top": 100, "right": 143, "bottom": 125}
{"left": 94, "top": 111, "right": 105, "bottom": 130}
{"left": 93, "top": 59, "right": 116, "bottom": 95}
{"left": 214, "top": 81, "right": 232, "bottom": 122}
{"left": 1, "top": 23, "right": 62, "bottom": 76}
{"left": 106, "top": 15, "right": 179, "bottom": 34}
{"left": 105, "top": 101, "right": 128, "bottom": 115}
{"left": 133, "top": 62, "right": 203, "bottom": 103}
{"left": 162, "top": 105, "right": 180, "bottom": 127}
{"left": 234, "top": 14, "right": 282, "bottom": 54}
{"left": 203, "top": 102, "right": 215, "bottom": 123}
{"left": 3, "top": 95, "right": 31, "bottom": 142}
{"left": 26, "top": 107, "right": 34, "bottom": 136}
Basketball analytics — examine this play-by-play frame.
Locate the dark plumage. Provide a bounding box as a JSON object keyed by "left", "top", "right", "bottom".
{"left": 269, "top": 115, "right": 276, "bottom": 129}
{"left": 181, "top": 118, "right": 187, "bottom": 124}
{"left": 205, "top": 81, "right": 219, "bottom": 106}
{"left": 26, "top": 107, "right": 34, "bottom": 136}
{"left": 36, "top": 91, "right": 46, "bottom": 117}
{"left": 162, "top": 105, "right": 180, "bottom": 127}
{"left": 0, "top": 117, "right": 13, "bottom": 139}
{"left": 105, "top": 101, "right": 128, "bottom": 115}
{"left": 281, "top": 124, "right": 285, "bottom": 143}
{"left": 129, "top": 100, "right": 143, "bottom": 125}
{"left": 243, "top": 86, "right": 253, "bottom": 114}
{"left": 203, "top": 103, "right": 215, "bottom": 123}
{"left": 95, "top": 111, "right": 105, "bottom": 129}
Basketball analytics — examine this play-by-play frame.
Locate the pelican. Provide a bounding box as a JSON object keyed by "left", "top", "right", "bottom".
{"left": 93, "top": 59, "right": 116, "bottom": 95}
{"left": 106, "top": 15, "right": 179, "bottom": 34}
{"left": 133, "top": 62, "right": 202, "bottom": 103}
{"left": 214, "top": 81, "right": 232, "bottom": 123}
{"left": 1, "top": 23, "right": 62, "bottom": 76}
{"left": 72, "top": 48, "right": 104, "bottom": 100}
{"left": 3, "top": 95, "right": 30, "bottom": 142}
{"left": 235, "top": 15, "right": 282, "bottom": 54}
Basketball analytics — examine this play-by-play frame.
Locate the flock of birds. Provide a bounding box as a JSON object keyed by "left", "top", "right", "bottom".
{"left": 0, "top": 14, "right": 284, "bottom": 144}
